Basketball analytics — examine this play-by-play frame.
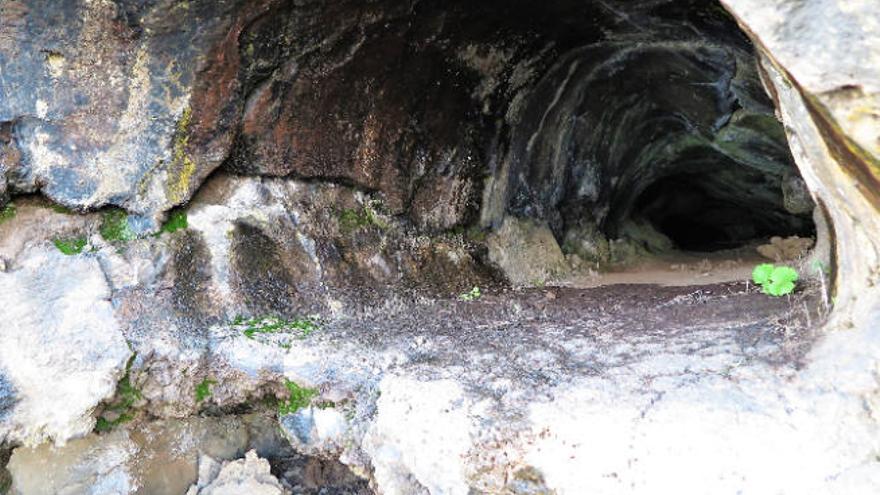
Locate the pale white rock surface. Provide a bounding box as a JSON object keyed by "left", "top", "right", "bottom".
{"left": 362, "top": 378, "right": 473, "bottom": 495}
{"left": 0, "top": 247, "right": 131, "bottom": 446}
{"left": 186, "top": 450, "right": 289, "bottom": 495}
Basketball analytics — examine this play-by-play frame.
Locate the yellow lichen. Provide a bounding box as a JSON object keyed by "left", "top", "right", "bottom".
{"left": 166, "top": 107, "right": 197, "bottom": 204}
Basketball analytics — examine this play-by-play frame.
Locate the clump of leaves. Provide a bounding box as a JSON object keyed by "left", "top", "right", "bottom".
{"left": 234, "top": 315, "right": 320, "bottom": 339}
{"left": 0, "top": 202, "right": 16, "bottom": 224}
{"left": 338, "top": 205, "right": 387, "bottom": 233}
{"left": 100, "top": 208, "right": 136, "bottom": 242}
{"left": 459, "top": 286, "right": 482, "bottom": 301}
{"left": 53, "top": 237, "right": 87, "bottom": 255}
{"left": 195, "top": 378, "right": 216, "bottom": 402}
{"left": 159, "top": 209, "right": 188, "bottom": 235}
{"left": 95, "top": 355, "right": 141, "bottom": 433}
{"left": 752, "top": 263, "right": 799, "bottom": 297}
{"left": 277, "top": 379, "right": 318, "bottom": 415}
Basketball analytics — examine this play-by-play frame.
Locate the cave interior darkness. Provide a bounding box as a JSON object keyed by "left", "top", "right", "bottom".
{"left": 214, "top": 0, "right": 818, "bottom": 262}
{"left": 466, "top": 0, "right": 817, "bottom": 256}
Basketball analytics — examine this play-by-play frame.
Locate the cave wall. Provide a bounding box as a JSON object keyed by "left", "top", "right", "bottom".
{"left": 721, "top": 0, "right": 880, "bottom": 344}
{"left": 0, "top": 0, "right": 809, "bottom": 239}
{"left": 0, "top": 1, "right": 879, "bottom": 493}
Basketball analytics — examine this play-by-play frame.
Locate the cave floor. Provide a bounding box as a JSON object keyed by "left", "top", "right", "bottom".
{"left": 562, "top": 245, "right": 776, "bottom": 288}
{"left": 317, "top": 278, "right": 827, "bottom": 387}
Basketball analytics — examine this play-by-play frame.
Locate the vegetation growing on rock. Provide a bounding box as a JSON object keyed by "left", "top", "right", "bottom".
{"left": 100, "top": 209, "right": 136, "bottom": 242}
{"left": 95, "top": 356, "right": 141, "bottom": 433}
{"left": 52, "top": 237, "right": 87, "bottom": 255}
{"left": 0, "top": 203, "right": 15, "bottom": 224}
{"left": 158, "top": 209, "right": 188, "bottom": 235}
{"left": 277, "top": 379, "right": 318, "bottom": 416}
{"left": 752, "top": 263, "right": 799, "bottom": 297}
{"left": 234, "top": 315, "right": 320, "bottom": 339}
{"left": 195, "top": 378, "right": 216, "bottom": 403}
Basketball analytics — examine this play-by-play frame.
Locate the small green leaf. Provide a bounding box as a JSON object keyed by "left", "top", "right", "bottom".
{"left": 761, "top": 265, "right": 798, "bottom": 297}
{"left": 771, "top": 266, "right": 798, "bottom": 284}
{"left": 459, "top": 286, "right": 482, "bottom": 301}
{"left": 752, "top": 263, "right": 774, "bottom": 285}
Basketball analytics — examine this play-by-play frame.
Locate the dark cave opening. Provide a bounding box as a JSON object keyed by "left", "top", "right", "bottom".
{"left": 633, "top": 172, "right": 816, "bottom": 252}
{"left": 484, "top": 0, "right": 819, "bottom": 259}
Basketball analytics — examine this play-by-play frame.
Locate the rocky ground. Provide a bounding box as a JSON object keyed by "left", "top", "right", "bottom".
{"left": 1, "top": 0, "right": 879, "bottom": 493}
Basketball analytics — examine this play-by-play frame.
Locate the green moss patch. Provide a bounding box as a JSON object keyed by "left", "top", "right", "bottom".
{"left": 278, "top": 379, "right": 318, "bottom": 415}
{"left": 195, "top": 378, "right": 216, "bottom": 402}
{"left": 0, "top": 203, "right": 16, "bottom": 224}
{"left": 100, "top": 209, "right": 136, "bottom": 242}
{"left": 160, "top": 209, "right": 188, "bottom": 234}
{"left": 49, "top": 203, "right": 74, "bottom": 215}
{"left": 338, "top": 205, "right": 387, "bottom": 233}
{"left": 53, "top": 237, "right": 87, "bottom": 255}
{"left": 95, "top": 355, "right": 141, "bottom": 433}
{"left": 233, "top": 315, "right": 320, "bottom": 340}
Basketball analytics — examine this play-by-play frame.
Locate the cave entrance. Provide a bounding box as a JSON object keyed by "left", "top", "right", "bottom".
{"left": 631, "top": 170, "right": 816, "bottom": 253}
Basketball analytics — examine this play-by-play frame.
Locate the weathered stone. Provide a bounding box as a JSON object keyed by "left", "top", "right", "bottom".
{"left": 187, "top": 450, "right": 289, "bottom": 495}
{"left": 0, "top": 0, "right": 268, "bottom": 220}
{"left": 487, "top": 216, "right": 566, "bottom": 286}
{"left": 0, "top": 247, "right": 130, "bottom": 446}
{"left": 721, "top": 0, "right": 880, "bottom": 325}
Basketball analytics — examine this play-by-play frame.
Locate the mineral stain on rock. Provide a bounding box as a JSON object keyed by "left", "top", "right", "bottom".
{"left": 0, "top": 0, "right": 878, "bottom": 493}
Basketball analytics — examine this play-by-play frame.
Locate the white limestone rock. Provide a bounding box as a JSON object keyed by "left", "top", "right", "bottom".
{"left": 186, "top": 450, "right": 289, "bottom": 495}
{"left": 0, "top": 247, "right": 131, "bottom": 446}
{"left": 362, "top": 377, "right": 473, "bottom": 495}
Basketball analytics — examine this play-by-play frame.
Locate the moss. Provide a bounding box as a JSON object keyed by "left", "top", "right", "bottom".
{"left": 53, "top": 237, "right": 87, "bottom": 255}
{"left": 95, "top": 354, "right": 141, "bottom": 433}
{"left": 233, "top": 315, "right": 320, "bottom": 339}
{"left": 195, "top": 378, "right": 216, "bottom": 402}
{"left": 159, "top": 209, "right": 188, "bottom": 235}
{"left": 100, "top": 208, "right": 136, "bottom": 242}
{"left": 49, "top": 203, "right": 74, "bottom": 215}
{"left": 338, "top": 205, "right": 388, "bottom": 234}
{"left": 0, "top": 203, "right": 15, "bottom": 224}
{"left": 277, "top": 379, "right": 318, "bottom": 415}
{"left": 449, "top": 224, "right": 487, "bottom": 243}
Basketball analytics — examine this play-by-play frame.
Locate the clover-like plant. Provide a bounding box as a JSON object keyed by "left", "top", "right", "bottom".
{"left": 752, "top": 263, "right": 798, "bottom": 297}
{"left": 459, "top": 286, "right": 482, "bottom": 301}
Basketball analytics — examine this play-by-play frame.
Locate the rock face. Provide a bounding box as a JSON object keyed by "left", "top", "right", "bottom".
{"left": 0, "top": 0, "right": 878, "bottom": 494}
{"left": 0, "top": 248, "right": 130, "bottom": 446}
{"left": 186, "top": 451, "right": 288, "bottom": 495}
{"left": 0, "top": 0, "right": 264, "bottom": 222}
{"left": 0, "top": 0, "right": 812, "bottom": 244}
{"left": 720, "top": 0, "right": 880, "bottom": 329}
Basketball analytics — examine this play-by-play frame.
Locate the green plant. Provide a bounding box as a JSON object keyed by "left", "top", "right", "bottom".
{"left": 0, "top": 202, "right": 16, "bottom": 224}
{"left": 277, "top": 379, "right": 318, "bottom": 415}
{"left": 752, "top": 263, "right": 798, "bottom": 297}
{"left": 234, "top": 316, "right": 320, "bottom": 339}
{"left": 459, "top": 286, "right": 482, "bottom": 301}
{"left": 53, "top": 237, "right": 87, "bottom": 255}
{"left": 95, "top": 355, "right": 141, "bottom": 432}
{"left": 100, "top": 208, "right": 136, "bottom": 242}
{"left": 158, "top": 209, "right": 188, "bottom": 235}
{"left": 195, "top": 378, "right": 216, "bottom": 402}
{"left": 49, "top": 203, "right": 74, "bottom": 214}
{"left": 338, "top": 205, "right": 388, "bottom": 233}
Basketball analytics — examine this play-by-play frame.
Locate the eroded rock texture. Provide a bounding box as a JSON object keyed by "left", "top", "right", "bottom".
{"left": 0, "top": 0, "right": 879, "bottom": 494}
{"left": 0, "top": 0, "right": 811, "bottom": 243}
